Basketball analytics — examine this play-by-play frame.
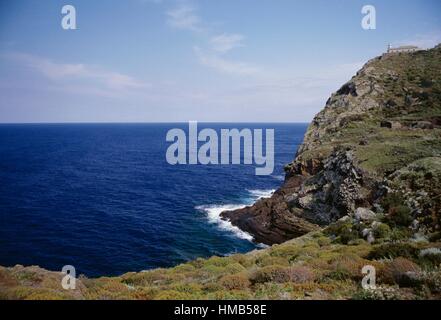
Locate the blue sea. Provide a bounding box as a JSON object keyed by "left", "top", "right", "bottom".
{"left": 0, "top": 123, "right": 307, "bottom": 277}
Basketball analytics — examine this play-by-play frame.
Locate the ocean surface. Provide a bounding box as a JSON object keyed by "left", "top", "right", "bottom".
{"left": 0, "top": 123, "right": 308, "bottom": 277}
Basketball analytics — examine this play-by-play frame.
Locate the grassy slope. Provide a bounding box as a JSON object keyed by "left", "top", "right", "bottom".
{"left": 1, "top": 231, "right": 441, "bottom": 300}
{"left": 298, "top": 47, "right": 441, "bottom": 177}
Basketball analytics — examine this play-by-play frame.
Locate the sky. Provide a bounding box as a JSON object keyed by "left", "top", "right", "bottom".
{"left": 0, "top": 0, "right": 440, "bottom": 123}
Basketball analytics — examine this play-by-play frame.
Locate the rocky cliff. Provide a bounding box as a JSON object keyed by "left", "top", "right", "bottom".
{"left": 222, "top": 45, "right": 441, "bottom": 245}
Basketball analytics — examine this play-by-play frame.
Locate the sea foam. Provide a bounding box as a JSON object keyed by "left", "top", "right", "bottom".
{"left": 195, "top": 189, "right": 275, "bottom": 242}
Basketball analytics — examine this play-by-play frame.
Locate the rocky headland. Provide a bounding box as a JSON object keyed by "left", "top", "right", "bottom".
{"left": 222, "top": 44, "right": 441, "bottom": 246}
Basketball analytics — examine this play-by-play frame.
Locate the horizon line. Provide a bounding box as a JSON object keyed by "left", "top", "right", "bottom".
{"left": 0, "top": 121, "right": 311, "bottom": 125}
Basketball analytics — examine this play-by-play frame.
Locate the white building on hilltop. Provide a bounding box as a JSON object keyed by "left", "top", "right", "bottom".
{"left": 387, "top": 44, "right": 420, "bottom": 53}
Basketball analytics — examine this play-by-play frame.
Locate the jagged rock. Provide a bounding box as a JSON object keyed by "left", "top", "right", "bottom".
{"left": 362, "top": 228, "right": 375, "bottom": 244}
{"left": 354, "top": 208, "right": 376, "bottom": 221}
{"left": 298, "top": 194, "right": 314, "bottom": 210}
{"left": 405, "top": 95, "right": 415, "bottom": 106}
{"left": 337, "top": 82, "right": 357, "bottom": 96}
{"left": 381, "top": 121, "right": 402, "bottom": 129}
{"left": 338, "top": 215, "right": 351, "bottom": 223}
{"left": 410, "top": 121, "right": 434, "bottom": 129}
{"left": 367, "top": 232, "right": 375, "bottom": 244}
{"left": 386, "top": 157, "right": 441, "bottom": 232}
{"left": 290, "top": 150, "right": 364, "bottom": 224}
{"left": 411, "top": 219, "right": 420, "bottom": 230}
{"left": 430, "top": 116, "right": 441, "bottom": 126}
{"left": 373, "top": 203, "right": 384, "bottom": 213}
{"left": 397, "top": 272, "right": 423, "bottom": 288}
{"left": 221, "top": 175, "right": 320, "bottom": 245}
{"left": 385, "top": 99, "right": 397, "bottom": 108}
{"left": 285, "top": 158, "right": 323, "bottom": 177}
{"left": 223, "top": 148, "right": 369, "bottom": 243}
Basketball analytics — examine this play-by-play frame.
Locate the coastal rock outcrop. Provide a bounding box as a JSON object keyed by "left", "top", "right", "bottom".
{"left": 221, "top": 176, "right": 320, "bottom": 245}
{"left": 222, "top": 45, "right": 441, "bottom": 244}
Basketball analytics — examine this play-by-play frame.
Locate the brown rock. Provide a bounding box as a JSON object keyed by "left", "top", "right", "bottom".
{"left": 410, "top": 121, "right": 434, "bottom": 129}
{"left": 220, "top": 175, "right": 320, "bottom": 245}
{"left": 380, "top": 120, "right": 402, "bottom": 129}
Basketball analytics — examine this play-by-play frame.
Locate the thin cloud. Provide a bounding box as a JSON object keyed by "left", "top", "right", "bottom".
{"left": 4, "top": 52, "right": 150, "bottom": 92}
{"left": 194, "top": 46, "right": 260, "bottom": 76}
{"left": 165, "top": 4, "right": 259, "bottom": 76}
{"left": 166, "top": 4, "right": 202, "bottom": 32}
{"left": 210, "top": 33, "right": 244, "bottom": 53}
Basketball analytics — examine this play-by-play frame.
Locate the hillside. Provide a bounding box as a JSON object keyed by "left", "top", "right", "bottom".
{"left": 1, "top": 45, "right": 441, "bottom": 300}
{"left": 222, "top": 44, "right": 441, "bottom": 244}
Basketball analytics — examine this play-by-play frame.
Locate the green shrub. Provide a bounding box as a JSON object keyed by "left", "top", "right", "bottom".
{"left": 288, "top": 266, "right": 315, "bottom": 283}
{"left": 229, "top": 254, "right": 254, "bottom": 268}
{"left": 317, "top": 236, "right": 332, "bottom": 247}
{"left": 380, "top": 257, "right": 421, "bottom": 286}
{"left": 0, "top": 268, "right": 17, "bottom": 287}
{"left": 325, "top": 220, "right": 360, "bottom": 245}
{"left": 373, "top": 223, "right": 391, "bottom": 239}
{"left": 170, "top": 283, "right": 202, "bottom": 293}
{"left": 256, "top": 255, "right": 290, "bottom": 267}
{"left": 204, "top": 256, "right": 231, "bottom": 267}
{"left": 173, "top": 264, "right": 196, "bottom": 273}
{"left": 339, "top": 228, "right": 359, "bottom": 245}
{"left": 347, "top": 239, "right": 367, "bottom": 246}
{"left": 270, "top": 244, "right": 300, "bottom": 259}
{"left": 132, "top": 287, "right": 158, "bottom": 300}
{"left": 154, "top": 290, "right": 192, "bottom": 300}
{"left": 352, "top": 286, "right": 407, "bottom": 300}
{"left": 327, "top": 256, "right": 365, "bottom": 281}
{"left": 202, "top": 265, "right": 227, "bottom": 276}
{"left": 421, "top": 271, "right": 441, "bottom": 294}
{"left": 219, "top": 274, "right": 251, "bottom": 290}
{"left": 418, "top": 248, "right": 441, "bottom": 268}
{"left": 202, "top": 282, "right": 223, "bottom": 292}
{"left": 209, "top": 290, "right": 252, "bottom": 300}
{"left": 189, "top": 258, "right": 205, "bottom": 269}
{"left": 26, "top": 290, "right": 67, "bottom": 300}
{"left": 420, "top": 77, "right": 433, "bottom": 88}
{"left": 14, "top": 270, "right": 43, "bottom": 284}
{"left": 386, "top": 206, "right": 413, "bottom": 227}
{"left": 122, "top": 269, "right": 166, "bottom": 286}
{"left": 429, "top": 232, "right": 441, "bottom": 242}
{"left": 389, "top": 228, "right": 412, "bottom": 241}
{"left": 224, "top": 262, "right": 246, "bottom": 274}
{"left": 368, "top": 243, "right": 419, "bottom": 260}
{"left": 250, "top": 266, "right": 291, "bottom": 284}
{"left": 381, "top": 193, "right": 413, "bottom": 227}
{"left": 381, "top": 192, "right": 405, "bottom": 210}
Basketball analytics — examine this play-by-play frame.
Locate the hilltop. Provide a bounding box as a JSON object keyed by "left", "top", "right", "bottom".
{"left": 1, "top": 45, "right": 441, "bottom": 300}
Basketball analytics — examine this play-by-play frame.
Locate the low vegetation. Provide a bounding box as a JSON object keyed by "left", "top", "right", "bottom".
{"left": 1, "top": 224, "right": 440, "bottom": 300}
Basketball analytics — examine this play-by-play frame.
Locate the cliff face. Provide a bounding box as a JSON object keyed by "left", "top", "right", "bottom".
{"left": 222, "top": 45, "right": 441, "bottom": 245}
